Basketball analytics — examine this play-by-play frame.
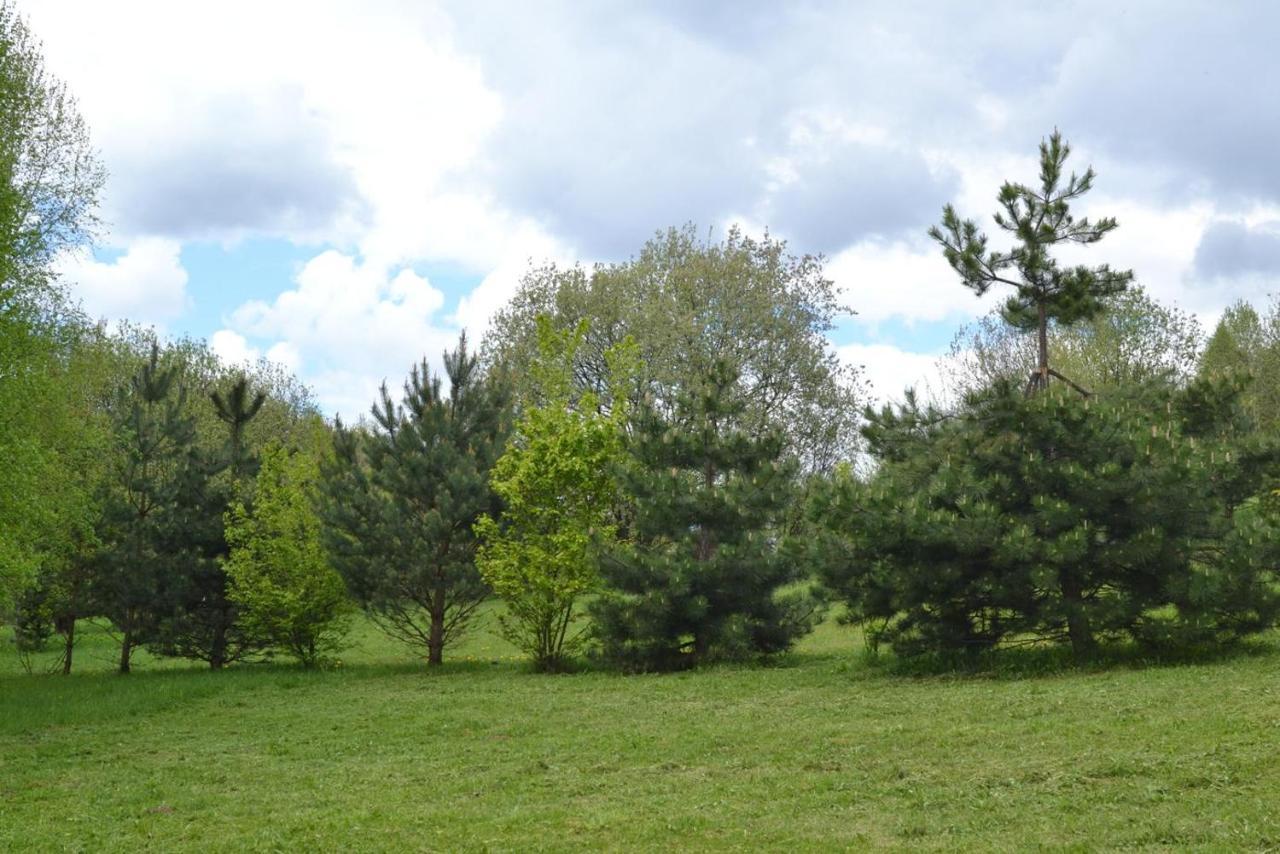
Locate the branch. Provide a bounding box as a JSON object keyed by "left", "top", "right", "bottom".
{"left": 1047, "top": 368, "right": 1092, "bottom": 398}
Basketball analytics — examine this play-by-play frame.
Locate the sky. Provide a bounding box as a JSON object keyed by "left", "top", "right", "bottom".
{"left": 24, "top": 0, "right": 1280, "bottom": 417}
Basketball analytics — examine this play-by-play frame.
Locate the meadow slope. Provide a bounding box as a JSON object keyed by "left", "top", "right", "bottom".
{"left": 2, "top": 617, "right": 1279, "bottom": 851}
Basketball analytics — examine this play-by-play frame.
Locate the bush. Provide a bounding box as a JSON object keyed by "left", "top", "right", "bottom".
{"left": 813, "top": 378, "right": 1280, "bottom": 658}
{"left": 226, "top": 444, "right": 350, "bottom": 667}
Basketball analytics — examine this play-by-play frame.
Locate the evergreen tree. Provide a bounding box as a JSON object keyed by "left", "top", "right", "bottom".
{"left": 929, "top": 131, "right": 1133, "bottom": 395}
{"left": 154, "top": 374, "right": 268, "bottom": 669}
{"left": 93, "top": 344, "right": 196, "bottom": 674}
{"left": 593, "top": 360, "right": 819, "bottom": 671}
{"left": 211, "top": 375, "right": 267, "bottom": 479}
{"left": 319, "top": 334, "right": 509, "bottom": 666}
{"left": 815, "top": 379, "right": 1280, "bottom": 658}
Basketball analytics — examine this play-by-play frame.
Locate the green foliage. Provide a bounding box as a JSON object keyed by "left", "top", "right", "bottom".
{"left": 485, "top": 224, "right": 861, "bottom": 471}
{"left": 1198, "top": 299, "right": 1280, "bottom": 434}
{"left": 592, "top": 360, "right": 821, "bottom": 671}
{"left": 944, "top": 286, "right": 1203, "bottom": 399}
{"left": 0, "top": 0, "right": 104, "bottom": 290}
{"left": 226, "top": 442, "right": 350, "bottom": 667}
{"left": 0, "top": 0, "right": 105, "bottom": 610}
{"left": 152, "top": 372, "right": 270, "bottom": 669}
{"left": 816, "top": 379, "right": 1280, "bottom": 658}
{"left": 476, "top": 318, "right": 635, "bottom": 671}
{"left": 92, "top": 345, "right": 198, "bottom": 673}
{"left": 319, "top": 334, "right": 508, "bottom": 665}
{"left": 930, "top": 130, "right": 1133, "bottom": 392}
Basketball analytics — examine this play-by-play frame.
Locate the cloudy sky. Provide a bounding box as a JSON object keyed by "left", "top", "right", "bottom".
{"left": 26, "top": 0, "right": 1280, "bottom": 416}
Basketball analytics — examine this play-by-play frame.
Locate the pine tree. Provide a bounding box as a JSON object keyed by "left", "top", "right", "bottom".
{"left": 593, "top": 360, "right": 819, "bottom": 671}
{"left": 93, "top": 344, "right": 196, "bottom": 674}
{"left": 319, "top": 334, "right": 509, "bottom": 666}
{"left": 929, "top": 131, "right": 1133, "bottom": 396}
{"left": 155, "top": 374, "right": 268, "bottom": 669}
{"left": 211, "top": 375, "right": 267, "bottom": 480}
{"left": 815, "top": 378, "right": 1280, "bottom": 658}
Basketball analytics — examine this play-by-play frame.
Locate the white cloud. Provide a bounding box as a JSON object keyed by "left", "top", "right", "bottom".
{"left": 23, "top": 0, "right": 1280, "bottom": 418}
{"left": 828, "top": 238, "right": 996, "bottom": 326}
{"left": 210, "top": 332, "right": 304, "bottom": 375}
{"left": 57, "top": 237, "right": 189, "bottom": 327}
{"left": 209, "top": 330, "right": 259, "bottom": 367}
{"left": 839, "top": 343, "right": 950, "bottom": 407}
{"left": 220, "top": 250, "right": 461, "bottom": 417}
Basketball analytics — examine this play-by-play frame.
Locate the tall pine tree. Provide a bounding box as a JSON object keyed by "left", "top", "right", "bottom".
{"left": 319, "top": 334, "right": 509, "bottom": 666}
{"left": 155, "top": 374, "right": 268, "bottom": 669}
{"left": 593, "top": 360, "right": 819, "bottom": 671}
{"left": 929, "top": 130, "right": 1133, "bottom": 396}
{"left": 93, "top": 344, "right": 195, "bottom": 674}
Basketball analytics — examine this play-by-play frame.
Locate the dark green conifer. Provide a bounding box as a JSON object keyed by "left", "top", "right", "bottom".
{"left": 155, "top": 373, "right": 269, "bottom": 669}
{"left": 930, "top": 130, "right": 1133, "bottom": 395}
{"left": 593, "top": 360, "right": 819, "bottom": 670}
{"left": 318, "top": 334, "right": 509, "bottom": 665}
{"left": 814, "top": 379, "right": 1280, "bottom": 658}
{"left": 93, "top": 344, "right": 196, "bottom": 674}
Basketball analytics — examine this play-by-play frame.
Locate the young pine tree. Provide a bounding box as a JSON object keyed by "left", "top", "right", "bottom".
{"left": 593, "top": 360, "right": 819, "bottom": 671}
{"left": 93, "top": 344, "right": 196, "bottom": 674}
{"left": 814, "top": 379, "right": 1280, "bottom": 659}
{"left": 156, "top": 374, "right": 268, "bottom": 669}
{"left": 319, "top": 334, "right": 508, "bottom": 666}
{"left": 929, "top": 130, "right": 1133, "bottom": 396}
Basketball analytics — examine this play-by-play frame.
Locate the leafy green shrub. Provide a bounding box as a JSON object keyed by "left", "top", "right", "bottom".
{"left": 476, "top": 319, "right": 633, "bottom": 672}
{"left": 226, "top": 443, "right": 350, "bottom": 667}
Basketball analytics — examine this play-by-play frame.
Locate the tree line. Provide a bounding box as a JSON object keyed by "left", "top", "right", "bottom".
{"left": 4, "top": 1, "right": 1280, "bottom": 675}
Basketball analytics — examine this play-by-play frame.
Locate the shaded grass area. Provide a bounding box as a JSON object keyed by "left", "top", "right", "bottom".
{"left": 3, "top": 615, "right": 1280, "bottom": 851}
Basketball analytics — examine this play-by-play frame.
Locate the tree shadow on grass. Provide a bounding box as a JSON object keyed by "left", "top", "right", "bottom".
{"left": 856, "top": 635, "right": 1280, "bottom": 682}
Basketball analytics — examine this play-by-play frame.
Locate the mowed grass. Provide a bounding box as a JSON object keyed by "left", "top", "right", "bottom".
{"left": 3, "top": 613, "right": 1280, "bottom": 852}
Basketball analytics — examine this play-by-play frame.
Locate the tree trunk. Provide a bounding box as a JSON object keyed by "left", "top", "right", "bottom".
{"left": 428, "top": 584, "right": 446, "bottom": 666}
{"left": 1036, "top": 301, "right": 1050, "bottom": 392}
{"left": 119, "top": 630, "right": 133, "bottom": 675}
{"left": 1060, "top": 574, "right": 1095, "bottom": 656}
{"left": 62, "top": 619, "right": 75, "bottom": 675}
{"left": 693, "top": 632, "right": 709, "bottom": 663}
{"left": 210, "top": 624, "right": 227, "bottom": 670}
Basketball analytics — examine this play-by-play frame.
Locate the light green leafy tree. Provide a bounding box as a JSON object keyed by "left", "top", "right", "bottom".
{"left": 475, "top": 318, "right": 637, "bottom": 671}
{"left": 225, "top": 438, "right": 350, "bottom": 667}
{"left": 484, "top": 224, "right": 860, "bottom": 472}
{"left": 0, "top": 0, "right": 106, "bottom": 610}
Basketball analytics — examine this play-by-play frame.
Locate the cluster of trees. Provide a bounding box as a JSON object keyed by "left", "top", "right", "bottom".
{"left": 12, "top": 329, "right": 329, "bottom": 673}
{"left": 324, "top": 228, "right": 845, "bottom": 671}
{"left": 4, "top": 0, "right": 1280, "bottom": 677}
{"left": 813, "top": 133, "right": 1280, "bottom": 659}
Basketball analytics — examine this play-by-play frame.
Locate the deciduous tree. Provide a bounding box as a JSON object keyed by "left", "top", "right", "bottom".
{"left": 226, "top": 441, "right": 349, "bottom": 667}
{"left": 475, "top": 319, "right": 634, "bottom": 671}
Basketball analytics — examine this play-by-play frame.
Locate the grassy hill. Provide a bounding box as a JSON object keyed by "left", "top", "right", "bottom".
{"left": 3, "top": 615, "right": 1279, "bottom": 851}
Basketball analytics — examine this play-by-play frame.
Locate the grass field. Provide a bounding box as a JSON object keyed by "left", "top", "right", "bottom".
{"left": 3, "top": 613, "right": 1280, "bottom": 852}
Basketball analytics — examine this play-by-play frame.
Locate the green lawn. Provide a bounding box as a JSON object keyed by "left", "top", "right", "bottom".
{"left": 3, "top": 614, "right": 1280, "bottom": 851}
